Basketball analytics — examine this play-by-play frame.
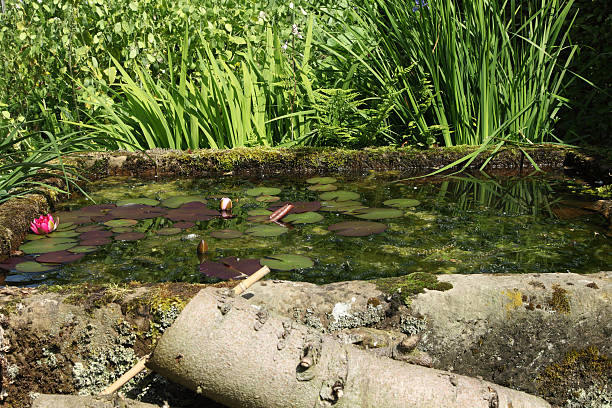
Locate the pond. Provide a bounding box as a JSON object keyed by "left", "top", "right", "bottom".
{"left": 2, "top": 172, "right": 610, "bottom": 286}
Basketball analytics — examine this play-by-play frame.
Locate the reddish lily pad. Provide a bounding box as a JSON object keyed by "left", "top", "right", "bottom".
{"left": 19, "top": 238, "right": 78, "bottom": 254}
{"left": 245, "top": 224, "right": 287, "bottom": 237}
{"left": 282, "top": 212, "right": 324, "bottom": 224}
{"left": 173, "top": 221, "right": 195, "bottom": 229}
{"left": 0, "top": 256, "right": 34, "bottom": 271}
{"left": 79, "top": 230, "right": 114, "bottom": 240}
{"left": 246, "top": 187, "right": 281, "bottom": 197}
{"left": 114, "top": 232, "right": 146, "bottom": 241}
{"left": 104, "top": 219, "right": 138, "bottom": 228}
{"left": 308, "top": 184, "right": 337, "bottom": 192}
{"left": 90, "top": 214, "right": 117, "bottom": 223}
{"left": 15, "top": 261, "right": 55, "bottom": 273}
{"left": 351, "top": 208, "right": 404, "bottom": 220}
{"left": 79, "top": 204, "right": 117, "bottom": 213}
{"left": 165, "top": 208, "right": 218, "bottom": 222}
{"left": 320, "top": 190, "right": 360, "bottom": 201}
{"left": 267, "top": 201, "right": 321, "bottom": 214}
{"left": 35, "top": 251, "right": 85, "bottom": 264}
{"left": 80, "top": 237, "right": 112, "bottom": 246}
{"left": 156, "top": 228, "right": 182, "bottom": 236}
{"left": 108, "top": 204, "right": 167, "bottom": 220}
{"left": 116, "top": 197, "right": 159, "bottom": 206}
{"left": 76, "top": 224, "right": 105, "bottom": 233}
{"left": 200, "top": 257, "right": 262, "bottom": 279}
{"left": 210, "top": 229, "right": 243, "bottom": 239}
{"left": 306, "top": 177, "right": 337, "bottom": 184}
{"left": 161, "top": 196, "right": 207, "bottom": 208}
{"left": 260, "top": 254, "right": 314, "bottom": 271}
{"left": 328, "top": 221, "right": 387, "bottom": 237}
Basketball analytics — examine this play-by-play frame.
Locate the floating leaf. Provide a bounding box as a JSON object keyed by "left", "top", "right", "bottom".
{"left": 210, "top": 229, "right": 243, "bottom": 239}
{"left": 47, "top": 231, "right": 80, "bottom": 238}
{"left": 383, "top": 198, "right": 421, "bottom": 208}
{"left": 114, "top": 232, "right": 146, "bottom": 241}
{"left": 0, "top": 256, "right": 34, "bottom": 271}
{"left": 56, "top": 222, "right": 76, "bottom": 231}
{"left": 116, "top": 197, "right": 159, "bottom": 206}
{"left": 112, "top": 227, "right": 133, "bottom": 233}
{"left": 246, "top": 215, "right": 270, "bottom": 223}
{"left": 320, "top": 191, "right": 360, "bottom": 201}
{"left": 351, "top": 208, "right": 404, "bottom": 220}
{"left": 109, "top": 204, "right": 167, "bottom": 220}
{"left": 156, "top": 227, "right": 182, "bottom": 236}
{"left": 260, "top": 254, "right": 314, "bottom": 271}
{"left": 267, "top": 201, "right": 321, "bottom": 214}
{"left": 308, "top": 184, "right": 337, "bottom": 192}
{"left": 283, "top": 212, "right": 324, "bottom": 224}
{"left": 104, "top": 219, "right": 139, "bottom": 228}
{"left": 15, "top": 261, "right": 55, "bottom": 273}
{"left": 172, "top": 221, "right": 195, "bottom": 229}
{"left": 36, "top": 251, "right": 85, "bottom": 264}
{"left": 319, "top": 200, "right": 366, "bottom": 212}
{"left": 246, "top": 187, "right": 281, "bottom": 197}
{"left": 328, "top": 221, "right": 387, "bottom": 236}
{"left": 75, "top": 224, "right": 105, "bottom": 233}
{"left": 68, "top": 246, "right": 98, "bottom": 253}
{"left": 247, "top": 209, "right": 273, "bottom": 216}
{"left": 245, "top": 224, "right": 288, "bottom": 237}
{"left": 306, "top": 177, "right": 337, "bottom": 184}
{"left": 25, "top": 234, "right": 45, "bottom": 241}
{"left": 80, "top": 237, "right": 112, "bottom": 246}
{"left": 79, "top": 230, "right": 114, "bottom": 240}
{"left": 200, "top": 256, "right": 262, "bottom": 279}
{"left": 90, "top": 214, "right": 116, "bottom": 223}
{"left": 19, "top": 237, "right": 78, "bottom": 254}
{"left": 161, "top": 196, "right": 207, "bottom": 208}
{"left": 256, "top": 195, "right": 280, "bottom": 203}
{"left": 165, "top": 208, "right": 218, "bottom": 222}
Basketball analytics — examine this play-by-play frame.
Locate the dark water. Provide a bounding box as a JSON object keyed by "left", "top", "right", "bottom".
{"left": 4, "top": 171, "right": 611, "bottom": 286}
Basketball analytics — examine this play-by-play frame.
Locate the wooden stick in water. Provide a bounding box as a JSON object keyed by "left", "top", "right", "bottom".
{"left": 99, "top": 265, "right": 271, "bottom": 395}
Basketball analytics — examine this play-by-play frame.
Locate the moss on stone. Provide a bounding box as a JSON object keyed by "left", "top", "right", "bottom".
{"left": 549, "top": 284, "right": 571, "bottom": 314}
{"left": 374, "top": 272, "right": 453, "bottom": 305}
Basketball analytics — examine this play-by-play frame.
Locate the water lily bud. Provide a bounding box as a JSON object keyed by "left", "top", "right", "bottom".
{"left": 220, "top": 197, "right": 233, "bottom": 211}
{"left": 197, "top": 239, "right": 209, "bottom": 263}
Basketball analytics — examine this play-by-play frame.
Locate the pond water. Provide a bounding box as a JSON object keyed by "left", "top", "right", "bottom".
{"left": 2, "top": 172, "right": 611, "bottom": 287}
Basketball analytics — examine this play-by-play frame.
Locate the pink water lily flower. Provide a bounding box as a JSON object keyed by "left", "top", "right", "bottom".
{"left": 220, "top": 197, "right": 233, "bottom": 211}
{"left": 30, "top": 214, "right": 58, "bottom": 235}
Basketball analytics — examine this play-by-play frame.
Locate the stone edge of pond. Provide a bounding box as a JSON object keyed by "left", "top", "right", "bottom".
{"left": 1, "top": 145, "right": 610, "bottom": 263}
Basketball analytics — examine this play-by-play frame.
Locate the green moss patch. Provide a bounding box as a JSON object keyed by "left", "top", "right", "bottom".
{"left": 374, "top": 272, "right": 453, "bottom": 305}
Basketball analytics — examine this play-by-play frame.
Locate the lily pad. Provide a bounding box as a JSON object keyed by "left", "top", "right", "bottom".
{"left": 36, "top": 250, "right": 85, "bottom": 264}
{"left": 351, "top": 208, "right": 404, "bottom": 220}
{"left": 256, "top": 195, "right": 280, "bottom": 203}
{"left": 320, "top": 190, "right": 360, "bottom": 201}
{"left": 0, "top": 256, "right": 34, "bottom": 271}
{"left": 114, "top": 232, "right": 146, "bottom": 241}
{"left": 75, "top": 224, "right": 105, "bottom": 233}
{"left": 90, "top": 214, "right": 116, "bottom": 223}
{"left": 260, "top": 254, "right": 314, "bottom": 271}
{"left": 328, "top": 221, "right": 387, "bottom": 236}
{"left": 79, "top": 230, "right": 113, "bottom": 240}
{"left": 319, "top": 200, "right": 366, "bottom": 212}
{"left": 109, "top": 205, "right": 167, "bottom": 220}
{"left": 156, "top": 228, "right": 182, "bottom": 236}
{"left": 246, "top": 215, "right": 271, "bottom": 223}
{"left": 47, "top": 231, "right": 80, "bottom": 238}
{"left": 56, "top": 222, "right": 76, "bottom": 231}
{"left": 15, "top": 261, "right": 55, "bottom": 273}
{"left": 200, "top": 257, "right": 262, "bottom": 279}
{"left": 245, "top": 224, "right": 288, "bottom": 237}
{"left": 116, "top": 197, "right": 160, "bottom": 206}
{"left": 172, "top": 221, "right": 195, "bottom": 229}
{"left": 161, "top": 196, "right": 207, "bottom": 208}
{"left": 267, "top": 201, "right": 322, "bottom": 214}
{"left": 247, "top": 209, "right": 273, "bottom": 216}
{"left": 383, "top": 198, "right": 421, "bottom": 208}
{"left": 283, "top": 212, "right": 324, "bottom": 224}
{"left": 79, "top": 237, "right": 112, "bottom": 246}
{"left": 306, "top": 177, "right": 337, "bottom": 184}
{"left": 104, "top": 219, "right": 138, "bottom": 228}
{"left": 165, "top": 208, "right": 218, "bottom": 222}
{"left": 210, "top": 229, "right": 243, "bottom": 239}
{"left": 25, "top": 234, "right": 45, "bottom": 241}
{"left": 68, "top": 246, "right": 98, "bottom": 253}
{"left": 308, "top": 184, "right": 337, "bottom": 192}
{"left": 111, "top": 227, "right": 133, "bottom": 233}
{"left": 19, "top": 237, "right": 78, "bottom": 254}
{"left": 246, "top": 187, "right": 281, "bottom": 197}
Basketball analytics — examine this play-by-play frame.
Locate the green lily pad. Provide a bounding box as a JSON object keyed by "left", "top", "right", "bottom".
{"left": 56, "top": 222, "right": 76, "bottom": 231}
{"left": 256, "top": 195, "right": 280, "bottom": 203}
{"left": 111, "top": 227, "right": 133, "bottom": 233}
{"left": 156, "top": 227, "right": 182, "bottom": 236}
{"left": 104, "top": 219, "right": 138, "bottom": 228}
{"left": 25, "top": 234, "right": 45, "bottom": 241}
{"left": 328, "top": 221, "right": 388, "bottom": 236}
{"left": 260, "top": 254, "right": 314, "bottom": 271}
{"left": 351, "top": 208, "right": 405, "bottom": 220}
{"left": 116, "top": 197, "right": 160, "bottom": 206}
{"left": 283, "top": 212, "right": 324, "bottom": 224}
{"left": 68, "top": 246, "right": 98, "bottom": 253}
{"left": 19, "top": 237, "right": 78, "bottom": 254}
{"left": 47, "top": 231, "right": 80, "bottom": 238}
{"left": 306, "top": 177, "right": 337, "bottom": 184}
{"left": 320, "top": 190, "right": 360, "bottom": 201}
{"left": 246, "top": 187, "right": 281, "bottom": 197}
{"left": 161, "top": 195, "right": 207, "bottom": 208}
{"left": 245, "top": 224, "right": 288, "bottom": 237}
{"left": 308, "top": 184, "right": 337, "bottom": 192}
{"left": 319, "top": 201, "right": 366, "bottom": 212}
{"left": 210, "top": 229, "right": 243, "bottom": 239}
{"left": 247, "top": 209, "right": 273, "bottom": 216}
{"left": 383, "top": 198, "right": 421, "bottom": 208}
{"left": 15, "top": 261, "right": 55, "bottom": 273}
